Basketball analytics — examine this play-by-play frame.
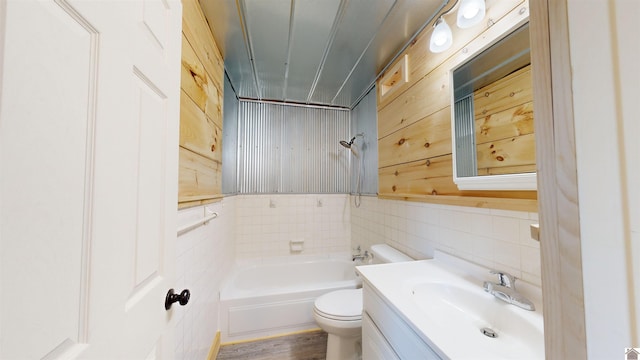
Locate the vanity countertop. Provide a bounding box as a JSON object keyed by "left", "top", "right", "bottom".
{"left": 356, "top": 252, "right": 545, "bottom": 359}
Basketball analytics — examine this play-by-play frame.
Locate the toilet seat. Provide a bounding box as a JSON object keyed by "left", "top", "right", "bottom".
{"left": 313, "top": 288, "right": 363, "bottom": 321}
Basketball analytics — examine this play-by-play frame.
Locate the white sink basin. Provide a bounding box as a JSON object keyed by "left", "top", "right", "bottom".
{"left": 357, "top": 252, "right": 545, "bottom": 359}
{"left": 408, "top": 281, "right": 544, "bottom": 358}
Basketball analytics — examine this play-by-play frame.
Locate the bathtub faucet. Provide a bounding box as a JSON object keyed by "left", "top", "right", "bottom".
{"left": 352, "top": 250, "right": 369, "bottom": 261}
{"left": 351, "top": 245, "right": 371, "bottom": 261}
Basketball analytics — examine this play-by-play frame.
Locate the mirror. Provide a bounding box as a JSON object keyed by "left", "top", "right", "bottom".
{"left": 451, "top": 23, "right": 536, "bottom": 191}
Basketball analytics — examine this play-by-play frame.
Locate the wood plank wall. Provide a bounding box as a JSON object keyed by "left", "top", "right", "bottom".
{"left": 474, "top": 65, "right": 535, "bottom": 175}
{"left": 376, "top": 0, "right": 537, "bottom": 212}
{"left": 179, "top": 0, "right": 224, "bottom": 208}
{"left": 530, "top": 0, "right": 586, "bottom": 357}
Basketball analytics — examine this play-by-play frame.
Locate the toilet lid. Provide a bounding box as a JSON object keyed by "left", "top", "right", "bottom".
{"left": 314, "top": 288, "right": 363, "bottom": 321}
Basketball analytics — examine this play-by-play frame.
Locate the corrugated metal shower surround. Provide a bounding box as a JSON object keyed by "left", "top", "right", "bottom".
{"left": 200, "top": 0, "right": 447, "bottom": 108}
{"left": 237, "top": 100, "right": 351, "bottom": 193}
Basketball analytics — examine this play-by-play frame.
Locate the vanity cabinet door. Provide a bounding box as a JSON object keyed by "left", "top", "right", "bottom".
{"left": 362, "top": 311, "right": 401, "bottom": 360}
{"left": 363, "top": 283, "right": 443, "bottom": 359}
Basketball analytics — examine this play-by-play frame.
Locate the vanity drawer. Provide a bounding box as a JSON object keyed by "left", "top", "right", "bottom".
{"left": 363, "top": 282, "right": 442, "bottom": 359}
{"left": 362, "top": 311, "right": 400, "bottom": 360}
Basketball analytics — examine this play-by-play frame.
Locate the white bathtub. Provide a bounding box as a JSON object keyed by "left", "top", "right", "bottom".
{"left": 220, "top": 256, "right": 360, "bottom": 343}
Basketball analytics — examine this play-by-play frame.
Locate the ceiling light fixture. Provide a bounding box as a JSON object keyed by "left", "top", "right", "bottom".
{"left": 429, "top": 18, "right": 453, "bottom": 53}
{"left": 457, "top": 0, "right": 486, "bottom": 28}
{"left": 429, "top": 0, "right": 486, "bottom": 53}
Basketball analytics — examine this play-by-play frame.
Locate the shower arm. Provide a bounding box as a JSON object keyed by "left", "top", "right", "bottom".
{"left": 339, "top": 133, "right": 365, "bottom": 149}
{"left": 349, "top": 133, "right": 365, "bottom": 145}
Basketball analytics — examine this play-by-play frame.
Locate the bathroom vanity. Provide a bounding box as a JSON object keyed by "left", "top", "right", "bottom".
{"left": 362, "top": 282, "right": 440, "bottom": 359}
{"left": 357, "top": 251, "right": 545, "bottom": 359}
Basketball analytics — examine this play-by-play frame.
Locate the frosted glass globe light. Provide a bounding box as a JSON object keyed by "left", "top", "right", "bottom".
{"left": 457, "top": 0, "right": 486, "bottom": 28}
{"left": 463, "top": 6, "right": 479, "bottom": 19}
{"left": 433, "top": 32, "right": 447, "bottom": 46}
{"left": 429, "top": 18, "right": 453, "bottom": 53}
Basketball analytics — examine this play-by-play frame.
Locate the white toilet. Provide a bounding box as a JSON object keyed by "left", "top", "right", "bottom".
{"left": 313, "top": 244, "right": 413, "bottom": 360}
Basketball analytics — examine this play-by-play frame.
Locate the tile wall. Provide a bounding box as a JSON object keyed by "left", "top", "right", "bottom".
{"left": 174, "top": 198, "right": 236, "bottom": 360}
{"left": 351, "top": 196, "right": 542, "bottom": 286}
{"left": 235, "top": 194, "right": 352, "bottom": 260}
{"left": 174, "top": 193, "right": 541, "bottom": 357}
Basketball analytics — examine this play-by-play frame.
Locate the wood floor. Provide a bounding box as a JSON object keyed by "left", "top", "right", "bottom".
{"left": 216, "top": 330, "right": 328, "bottom": 360}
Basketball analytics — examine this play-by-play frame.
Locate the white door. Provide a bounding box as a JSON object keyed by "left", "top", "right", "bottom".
{"left": 0, "top": 0, "right": 182, "bottom": 358}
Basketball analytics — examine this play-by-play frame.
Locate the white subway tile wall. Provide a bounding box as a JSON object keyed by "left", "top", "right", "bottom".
{"left": 174, "top": 198, "right": 236, "bottom": 360}
{"left": 174, "top": 194, "right": 541, "bottom": 357}
{"left": 351, "top": 196, "right": 542, "bottom": 286}
{"left": 235, "top": 194, "right": 352, "bottom": 259}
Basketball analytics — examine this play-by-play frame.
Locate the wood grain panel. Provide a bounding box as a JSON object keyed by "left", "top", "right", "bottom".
{"left": 178, "top": 197, "right": 223, "bottom": 210}
{"left": 475, "top": 102, "right": 534, "bottom": 145}
{"left": 179, "top": 1, "right": 225, "bottom": 207}
{"left": 204, "top": 78, "right": 223, "bottom": 129}
{"left": 379, "top": 155, "right": 537, "bottom": 201}
{"left": 178, "top": 146, "right": 221, "bottom": 203}
{"left": 379, "top": 55, "right": 408, "bottom": 99}
{"left": 181, "top": 34, "right": 223, "bottom": 129}
{"left": 181, "top": 34, "right": 208, "bottom": 110}
{"left": 529, "top": 0, "right": 586, "bottom": 357}
{"left": 476, "top": 133, "right": 536, "bottom": 173}
{"left": 376, "top": 0, "right": 535, "bottom": 211}
{"left": 181, "top": 33, "right": 222, "bottom": 126}
{"left": 377, "top": 0, "right": 526, "bottom": 110}
{"left": 180, "top": 90, "right": 221, "bottom": 162}
{"left": 379, "top": 193, "right": 538, "bottom": 212}
{"left": 377, "top": 69, "right": 449, "bottom": 139}
{"left": 474, "top": 66, "right": 533, "bottom": 119}
{"left": 458, "top": 190, "right": 537, "bottom": 200}
{"left": 378, "top": 107, "right": 451, "bottom": 168}
{"left": 181, "top": 0, "right": 224, "bottom": 88}
{"left": 474, "top": 65, "right": 535, "bottom": 177}
{"left": 477, "top": 164, "right": 536, "bottom": 176}
{"left": 379, "top": 156, "right": 459, "bottom": 196}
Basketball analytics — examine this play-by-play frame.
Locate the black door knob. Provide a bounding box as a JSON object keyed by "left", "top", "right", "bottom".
{"left": 165, "top": 288, "right": 190, "bottom": 310}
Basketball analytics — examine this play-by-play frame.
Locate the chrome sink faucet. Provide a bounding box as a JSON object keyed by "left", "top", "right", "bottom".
{"left": 483, "top": 270, "right": 535, "bottom": 311}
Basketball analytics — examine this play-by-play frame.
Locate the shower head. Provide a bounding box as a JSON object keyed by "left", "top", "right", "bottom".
{"left": 339, "top": 137, "right": 356, "bottom": 149}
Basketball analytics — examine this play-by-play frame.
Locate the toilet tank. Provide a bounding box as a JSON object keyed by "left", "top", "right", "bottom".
{"left": 370, "top": 244, "right": 413, "bottom": 264}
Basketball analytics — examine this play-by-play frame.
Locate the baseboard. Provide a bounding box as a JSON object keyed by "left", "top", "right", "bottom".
{"left": 206, "top": 331, "right": 222, "bottom": 360}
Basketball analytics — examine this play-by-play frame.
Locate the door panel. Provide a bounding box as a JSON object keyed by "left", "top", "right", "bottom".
{"left": 0, "top": 0, "right": 181, "bottom": 358}
{"left": 0, "top": 1, "right": 97, "bottom": 357}
{"left": 131, "top": 71, "right": 167, "bottom": 296}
